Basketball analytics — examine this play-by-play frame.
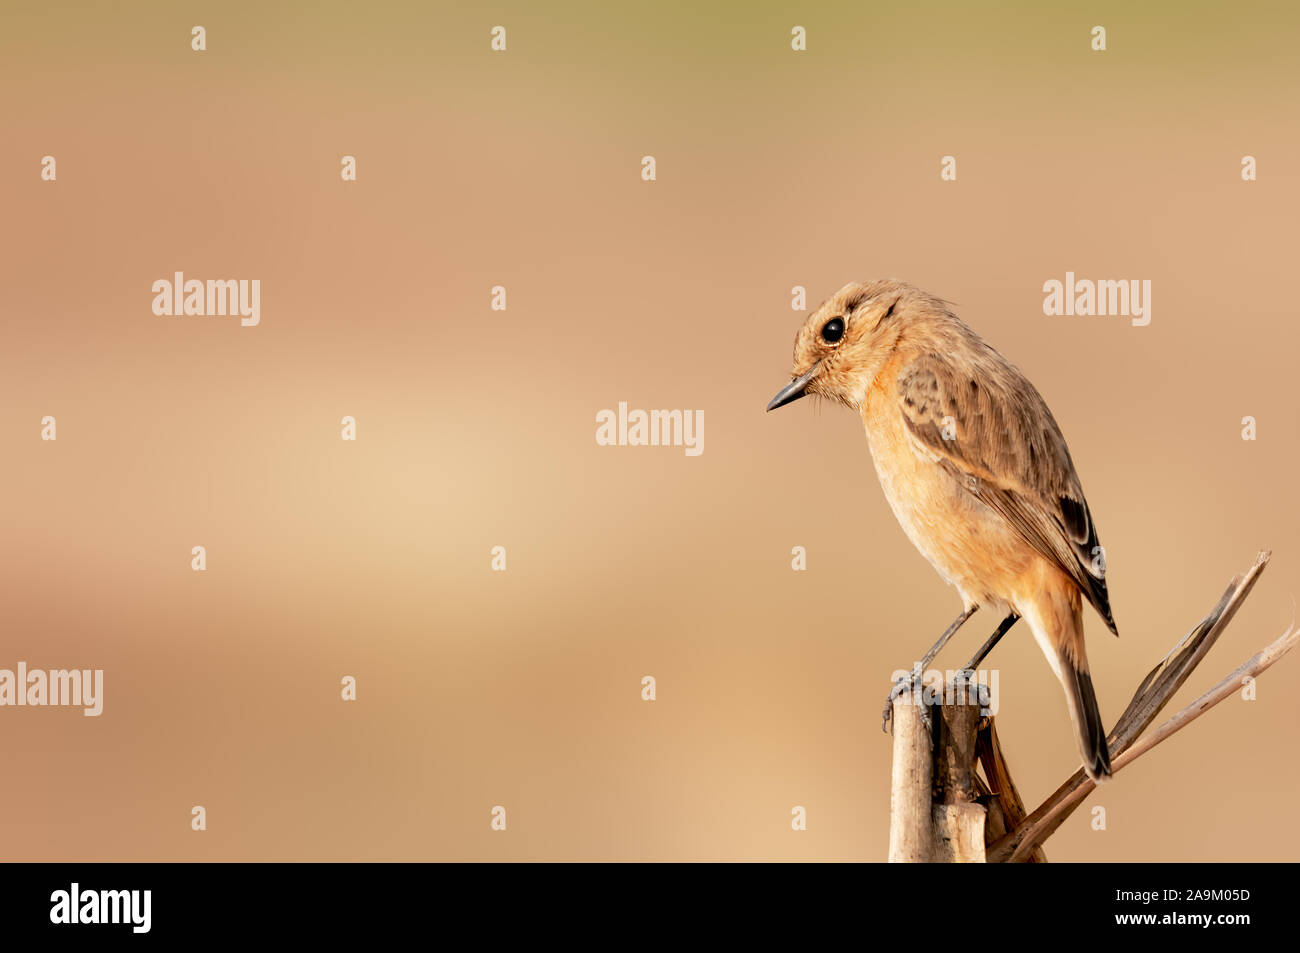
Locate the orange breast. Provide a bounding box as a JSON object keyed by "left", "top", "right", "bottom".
{"left": 859, "top": 359, "right": 1042, "bottom": 610}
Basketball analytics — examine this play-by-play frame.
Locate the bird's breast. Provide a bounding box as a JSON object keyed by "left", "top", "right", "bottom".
{"left": 859, "top": 392, "right": 1033, "bottom": 608}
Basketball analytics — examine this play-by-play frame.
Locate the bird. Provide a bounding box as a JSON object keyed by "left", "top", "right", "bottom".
{"left": 765, "top": 279, "right": 1118, "bottom": 781}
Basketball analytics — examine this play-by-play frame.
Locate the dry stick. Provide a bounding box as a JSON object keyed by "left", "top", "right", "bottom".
{"left": 888, "top": 697, "right": 933, "bottom": 862}
{"left": 1118, "top": 621, "right": 1298, "bottom": 768}
{"left": 976, "top": 719, "right": 1046, "bottom": 862}
{"left": 989, "top": 552, "right": 1270, "bottom": 861}
{"left": 936, "top": 695, "right": 982, "bottom": 803}
{"left": 1000, "top": 618, "right": 1298, "bottom": 863}
{"left": 988, "top": 551, "right": 1286, "bottom": 862}
{"left": 990, "top": 553, "right": 1270, "bottom": 861}
{"left": 932, "top": 691, "right": 986, "bottom": 862}
{"left": 891, "top": 686, "right": 988, "bottom": 861}
{"left": 1110, "top": 552, "right": 1271, "bottom": 754}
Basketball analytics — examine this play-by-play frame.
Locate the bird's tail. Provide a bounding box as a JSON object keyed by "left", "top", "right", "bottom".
{"left": 1024, "top": 593, "right": 1113, "bottom": 782}
{"left": 1060, "top": 654, "right": 1112, "bottom": 782}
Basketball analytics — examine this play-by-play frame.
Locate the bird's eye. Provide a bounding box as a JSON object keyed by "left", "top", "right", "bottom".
{"left": 821, "top": 317, "right": 845, "bottom": 343}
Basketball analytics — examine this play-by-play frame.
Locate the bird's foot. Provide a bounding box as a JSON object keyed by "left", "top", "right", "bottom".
{"left": 950, "top": 667, "right": 975, "bottom": 690}
{"left": 881, "top": 669, "right": 928, "bottom": 733}
{"left": 949, "top": 667, "right": 992, "bottom": 714}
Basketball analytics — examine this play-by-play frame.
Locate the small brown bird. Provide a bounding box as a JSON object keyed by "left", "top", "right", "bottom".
{"left": 766, "top": 279, "right": 1117, "bottom": 780}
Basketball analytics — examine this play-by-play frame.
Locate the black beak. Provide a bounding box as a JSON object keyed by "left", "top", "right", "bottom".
{"left": 765, "top": 362, "right": 821, "bottom": 412}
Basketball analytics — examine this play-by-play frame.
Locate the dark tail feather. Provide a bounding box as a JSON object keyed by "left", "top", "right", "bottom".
{"left": 1063, "top": 658, "right": 1112, "bottom": 782}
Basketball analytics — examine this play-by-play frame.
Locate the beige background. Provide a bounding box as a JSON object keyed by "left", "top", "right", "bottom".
{"left": 1, "top": 1, "right": 1297, "bottom": 860}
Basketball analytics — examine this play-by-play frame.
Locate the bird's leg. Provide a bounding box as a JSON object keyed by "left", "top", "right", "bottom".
{"left": 950, "top": 612, "right": 1020, "bottom": 716}
{"left": 958, "top": 612, "right": 1020, "bottom": 674}
{"left": 881, "top": 605, "right": 977, "bottom": 732}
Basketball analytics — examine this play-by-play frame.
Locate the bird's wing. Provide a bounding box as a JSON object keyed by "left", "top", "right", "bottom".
{"left": 896, "top": 352, "right": 1117, "bottom": 635}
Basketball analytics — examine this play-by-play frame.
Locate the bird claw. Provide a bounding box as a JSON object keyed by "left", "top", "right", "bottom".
{"left": 882, "top": 672, "right": 929, "bottom": 733}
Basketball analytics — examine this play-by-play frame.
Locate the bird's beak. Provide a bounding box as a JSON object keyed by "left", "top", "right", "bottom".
{"left": 766, "top": 361, "right": 822, "bottom": 412}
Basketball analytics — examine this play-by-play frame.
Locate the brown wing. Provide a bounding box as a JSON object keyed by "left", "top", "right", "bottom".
{"left": 897, "top": 352, "right": 1118, "bottom": 635}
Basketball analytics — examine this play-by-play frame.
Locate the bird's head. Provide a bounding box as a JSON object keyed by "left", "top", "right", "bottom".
{"left": 766, "top": 279, "right": 927, "bottom": 413}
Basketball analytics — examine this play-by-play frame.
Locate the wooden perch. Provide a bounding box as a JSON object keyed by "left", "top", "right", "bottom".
{"left": 974, "top": 717, "right": 1045, "bottom": 862}
{"left": 888, "top": 674, "right": 989, "bottom": 862}
{"left": 888, "top": 551, "right": 1298, "bottom": 863}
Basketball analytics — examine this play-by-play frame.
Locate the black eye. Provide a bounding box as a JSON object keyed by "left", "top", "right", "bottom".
{"left": 821, "top": 317, "right": 845, "bottom": 343}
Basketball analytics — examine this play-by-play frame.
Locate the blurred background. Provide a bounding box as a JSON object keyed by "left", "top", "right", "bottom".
{"left": 1, "top": 0, "right": 1297, "bottom": 861}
